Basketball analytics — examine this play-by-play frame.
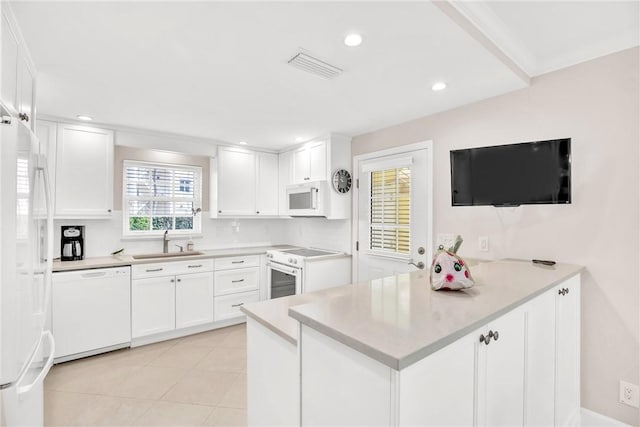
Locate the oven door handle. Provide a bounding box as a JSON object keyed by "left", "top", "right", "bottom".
{"left": 267, "top": 261, "right": 299, "bottom": 276}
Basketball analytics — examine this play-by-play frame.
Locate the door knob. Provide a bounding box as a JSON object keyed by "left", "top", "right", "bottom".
{"left": 408, "top": 259, "right": 425, "bottom": 270}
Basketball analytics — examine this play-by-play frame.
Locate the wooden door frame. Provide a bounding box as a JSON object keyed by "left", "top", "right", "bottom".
{"left": 351, "top": 141, "right": 434, "bottom": 283}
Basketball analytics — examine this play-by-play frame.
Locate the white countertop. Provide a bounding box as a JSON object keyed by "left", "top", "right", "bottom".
{"left": 247, "top": 259, "right": 583, "bottom": 370}
{"left": 52, "top": 244, "right": 299, "bottom": 272}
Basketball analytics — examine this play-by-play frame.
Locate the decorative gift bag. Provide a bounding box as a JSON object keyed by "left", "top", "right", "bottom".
{"left": 430, "top": 235, "right": 475, "bottom": 291}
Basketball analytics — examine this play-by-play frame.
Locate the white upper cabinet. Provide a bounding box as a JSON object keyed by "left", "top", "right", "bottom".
{"left": 1, "top": 11, "right": 19, "bottom": 113}
{"left": 308, "top": 140, "right": 327, "bottom": 181}
{"left": 215, "top": 147, "right": 279, "bottom": 217}
{"left": 255, "top": 152, "right": 278, "bottom": 216}
{"left": 217, "top": 147, "right": 256, "bottom": 216}
{"left": 278, "top": 151, "right": 291, "bottom": 216}
{"left": 1, "top": 4, "right": 36, "bottom": 129}
{"left": 55, "top": 124, "right": 114, "bottom": 218}
{"left": 18, "top": 55, "right": 34, "bottom": 125}
{"left": 291, "top": 139, "right": 327, "bottom": 184}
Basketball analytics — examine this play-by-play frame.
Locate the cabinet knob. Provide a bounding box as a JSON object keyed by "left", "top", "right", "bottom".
{"left": 170, "top": 278, "right": 175, "bottom": 283}
{"left": 177, "top": 278, "right": 181, "bottom": 282}
{"left": 256, "top": 211, "right": 260, "bottom": 214}
{"left": 304, "top": 177, "right": 310, "bottom": 181}
{"left": 479, "top": 334, "right": 490, "bottom": 345}
{"left": 108, "top": 209, "right": 112, "bottom": 213}
{"left": 564, "top": 287, "right": 569, "bottom": 294}
{"left": 19, "top": 113, "right": 29, "bottom": 122}
{"left": 488, "top": 330, "right": 499, "bottom": 341}
{"left": 218, "top": 210, "right": 222, "bottom": 213}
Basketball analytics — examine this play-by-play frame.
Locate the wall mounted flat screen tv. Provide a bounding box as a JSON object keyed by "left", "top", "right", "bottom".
{"left": 450, "top": 138, "right": 571, "bottom": 207}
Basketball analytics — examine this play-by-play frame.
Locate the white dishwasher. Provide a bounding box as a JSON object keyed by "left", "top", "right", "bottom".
{"left": 52, "top": 266, "right": 131, "bottom": 361}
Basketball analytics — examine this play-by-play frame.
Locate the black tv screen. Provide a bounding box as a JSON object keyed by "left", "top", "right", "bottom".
{"left": 450, "top": 138, "right": 571, "bottom": 207}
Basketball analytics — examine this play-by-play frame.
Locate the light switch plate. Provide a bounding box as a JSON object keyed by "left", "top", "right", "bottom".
{"left": 479, "top": 236, "right": 489, "bottom": 252}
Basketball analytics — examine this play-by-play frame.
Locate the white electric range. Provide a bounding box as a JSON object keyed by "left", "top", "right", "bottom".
{"left": 265, "top": 247, "right": 351, "bottom": 298}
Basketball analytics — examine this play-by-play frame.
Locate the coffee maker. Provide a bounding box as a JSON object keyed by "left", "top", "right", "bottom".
{"left": 61, "top": 226, "right": 84, "bottom": 261}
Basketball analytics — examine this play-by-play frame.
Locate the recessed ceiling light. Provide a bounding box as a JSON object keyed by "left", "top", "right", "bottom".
{"left": 432, "top": 82, "right": 447, "bottom": 91}
{"left": 344, "top": 33, "right": 363, "bottom": 47}
{"left": 76, "top": 115, "right": 93, "bottom": 121}
{"left": 238, "top": 141, "right": 248, "bottom": 145}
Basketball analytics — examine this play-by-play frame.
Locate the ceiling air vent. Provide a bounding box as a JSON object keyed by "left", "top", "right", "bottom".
{"left": 287, "top": 52, "right": 343, "bottom": 80}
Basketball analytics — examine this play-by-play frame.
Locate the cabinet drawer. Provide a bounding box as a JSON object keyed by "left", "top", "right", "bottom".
{"left": 214, "top": 291, "right": 259, "bottom": 321}
{"left": 215, "top": 255, "right": 260, "bottom": 271}
{"left": 214, "top": 267, "right": 259, "bottom": 296}
{"left": 132, "top": 259, "right": 214, "bottom": 278}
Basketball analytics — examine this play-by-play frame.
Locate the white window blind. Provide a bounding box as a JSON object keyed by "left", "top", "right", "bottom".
{"left": 123, "top": 161, "right": 202, "bottom": 235}
{"left": 369, "top": 167, "right": 411, "bottom": 254}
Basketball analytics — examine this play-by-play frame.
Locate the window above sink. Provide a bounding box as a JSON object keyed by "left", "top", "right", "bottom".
{"left": 123, "top": 160, "right": 202, "bottom": 236}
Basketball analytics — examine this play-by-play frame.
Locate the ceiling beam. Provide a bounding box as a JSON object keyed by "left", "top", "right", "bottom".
{"left": 432, "top": 0, "right": 531, "bottom": 85}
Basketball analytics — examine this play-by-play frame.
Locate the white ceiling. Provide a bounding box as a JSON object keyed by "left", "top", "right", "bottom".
{"left": 10, "top": 1, "right": 639, "bottom": 150}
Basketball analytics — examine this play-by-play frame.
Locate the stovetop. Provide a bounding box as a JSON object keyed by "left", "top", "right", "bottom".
{"left": 284, "top": 248, "right": 337, "bottom": 258}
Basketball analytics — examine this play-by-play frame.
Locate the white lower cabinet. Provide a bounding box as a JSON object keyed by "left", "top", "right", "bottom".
{"left": 132, "top": 276, "right": 176, "bottom": 338}
{"left": 525, "top": 290, "right": 556, "bottom": 426}
{"left": 399, "top": 330, "right": 476, "bottom": 426}
{"left": 478, "top": 307, "right": 526, "bottom": 427}
{"left": 214, "top": 291, "right": 260, "bottom": 322}
{"left": 131, "top": 260, "right": 214, "bottom": 339}
{"left": 213, "top": 255, "right": 265, "bottom": 322}
{"left": 555, "top": 275, "right": 580, "bottom": 426}
{"left": 296, "top": 274, "right": 580, "bottom": 426}
{"left": 175, "top": 272, "right": 214, "bottom": 329}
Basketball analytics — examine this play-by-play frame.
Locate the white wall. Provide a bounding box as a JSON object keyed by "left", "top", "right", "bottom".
{"left": 352, "top": 48, "right": 639, "bottom": 425}
{"left": 284, "top": 218, "right": 351, "bottom": 254}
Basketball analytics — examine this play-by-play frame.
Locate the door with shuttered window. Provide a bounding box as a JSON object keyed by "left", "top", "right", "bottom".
{"left": 356, "top": 148, "right": 430, "bottom": 282}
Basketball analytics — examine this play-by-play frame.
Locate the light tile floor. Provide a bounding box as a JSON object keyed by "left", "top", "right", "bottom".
{"left": 44, "top": 324, "right": 247, "bottom": 426}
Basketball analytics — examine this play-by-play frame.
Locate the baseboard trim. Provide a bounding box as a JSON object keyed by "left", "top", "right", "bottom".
{"left": 574, "top": 407, "right": 632, "bottom": 426}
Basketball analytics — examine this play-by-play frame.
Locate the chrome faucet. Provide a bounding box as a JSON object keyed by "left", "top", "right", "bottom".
{"left": 163, "top": 230, "right": 169, "bottom": 253}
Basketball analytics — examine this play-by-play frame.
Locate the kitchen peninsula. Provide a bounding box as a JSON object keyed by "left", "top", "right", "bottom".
{"left": 242, "top": 259, "right": 583, "bottom": 426}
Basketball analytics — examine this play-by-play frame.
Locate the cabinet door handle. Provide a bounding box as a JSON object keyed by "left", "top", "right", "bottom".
{"left": 188, "top": 265, "right": 202, "bottom": 268}
{"left": 256, "top": 211, "right": 260, "bottom": 214}
{"left": 231, "top": 302, "right": 244, "bottom": 307}
{"left": 170, "top": 278, "right": 175, "bottom": 283}
{"left": 488, "top": 330, "right": 499, "bottom": 341}
{"left": 304, "top": 177, "right": 310, "bottom": 181}
{"left": 479, "top": 334, "right": 490, "bottom": 345}
{"left": 177, "top": 278, "right": 182, "bottom": 282}
{"left": 146, "top": 268, "right": 163, "bottom": 272}
{"left": 564, "top": 288, "right": 569, "bottom": 294}
{"left": 232, "top": 279, "right": 245, "bottom": 283}
{"left": 231, "top": 260, "right": 245, "bottom": 264}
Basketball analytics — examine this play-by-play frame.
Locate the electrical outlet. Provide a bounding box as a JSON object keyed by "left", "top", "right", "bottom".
{"left": 436, "top": 234, "right": 457, "bottom": 250}
{"left": 620, "top": 381, "right": 639, "bottom": 408}
{"left": 479, "top": 236, "right": 489, "bottom": 252}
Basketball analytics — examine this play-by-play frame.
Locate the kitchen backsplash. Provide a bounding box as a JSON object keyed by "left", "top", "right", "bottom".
{"left": 53, "top": 213, "right": 351, "bottom": 259}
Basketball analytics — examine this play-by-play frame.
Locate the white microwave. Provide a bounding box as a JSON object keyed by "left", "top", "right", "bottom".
{"left": 286, "top": 181, "right": 327, "bottom": 217}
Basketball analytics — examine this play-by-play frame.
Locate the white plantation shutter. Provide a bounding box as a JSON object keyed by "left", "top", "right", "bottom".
{"left": 369, "top": 166, "right": 411, "bottom": 254}
{"left": 123, "top": 161, "right": 202, "bottom": 235}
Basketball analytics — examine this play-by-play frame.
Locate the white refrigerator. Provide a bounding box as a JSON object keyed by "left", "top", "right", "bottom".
{"left": 0, "top": 117, "right": 54, "bottom": 426}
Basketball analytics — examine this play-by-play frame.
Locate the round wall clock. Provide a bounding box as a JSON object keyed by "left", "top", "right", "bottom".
{"left": 332, "top": 169, "right": 352, "bottom": 194}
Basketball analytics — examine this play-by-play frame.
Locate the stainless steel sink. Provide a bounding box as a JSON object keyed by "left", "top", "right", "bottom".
{"left": 132, "top": 251, "right": 204, "bottom": 260}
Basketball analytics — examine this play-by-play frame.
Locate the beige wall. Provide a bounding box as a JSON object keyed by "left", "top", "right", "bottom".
{"left": 113, "top": 145, "right": 210, "bottom": 211}
{"left": 353, "top": 47, "right": 639, "bottom": 425}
